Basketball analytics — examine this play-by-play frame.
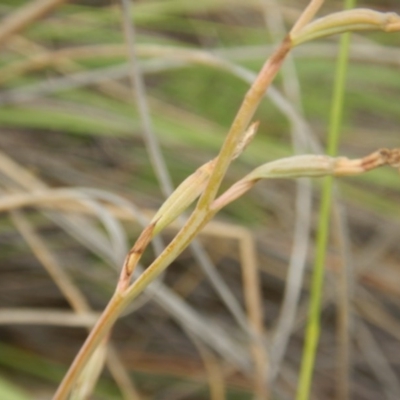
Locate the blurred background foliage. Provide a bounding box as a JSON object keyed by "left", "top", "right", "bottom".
{"left": 0, "top": 1, "right": 400, "bottom": 399}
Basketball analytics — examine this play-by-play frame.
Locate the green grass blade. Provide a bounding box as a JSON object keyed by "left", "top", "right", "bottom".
{"left": 296, "top": 0, "right": 356, "bottom": 398}
{"left": 0, "top": 376, "right": 30, "bottom": 400}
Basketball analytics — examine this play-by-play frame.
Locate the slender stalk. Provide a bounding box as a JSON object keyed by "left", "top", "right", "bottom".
{"left": 52, "top": 293, "right": 127, "bottom": 400}
{"left": 122, "top": 38, "right": 292, "bottom": 302}
{"left": 333, "top": 202, "right": 352, "bottom": 400}
{"left": 53, "top": 1, "right": 400, "bottom": 397}
{"left": 53, "top": 29, "right": 293, "bottom": 400}
{"left": 296, "top": 1, "right": 355, "bottom": 399}
{"left": 121, "top": 0, "right": 257, "bottom": 338}
{"left": 0, "top": 0, "right": 67, "bottom": 48}
{"left": 333, "top": 6, "right": 356, "bottom": 400}
{"left": 120, "top": 0, "right": 174, "bottom": 197}
{"left": 291, "top": 0, "right": 325, "bottom": 35}
{"left": 197, "top": 37, "right": 292, "bottom": 210}
{"left": 262, "top": 1, "right": 314, "bottom": 383}
{"left": 51, "top": 156, "right": 399, "bottom": 399}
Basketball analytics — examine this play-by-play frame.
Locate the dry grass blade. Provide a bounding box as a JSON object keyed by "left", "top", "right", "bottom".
{"left": 0, "top": 0, "right": 67, "bottom": 48}
{"left": 292, "top": 8, "right": 400, "bottom": 45}
{"left": 105, "top": 348, "right": 143, "bottom": 400}
{"left": 239, "top": 230, "right": 268, "bottom": 397}
{"left": 10, "top": 210, "right": 142, "bottom": 399}
{"left": 71, "top": 341, "right": 107, "bottom": 400}
{"left": 119, "top": 0, "right": 173, "bottom": 197}
{"left": 212, "top": 149, "right": 400, "bottom": 211}
{"left": 143, "top": 280, "right": 252, "bottom": 371}
{"left": 119, "top": 0, "right": 257, "bottom": 344}
{"left": 0, "top": 309, "right": 99, "bottom": 327}
{"left": 182, "top": 329, "right": 227, "bottom": 400}
{"left": 10, "top": 210, "right": 90, "bottom": 313}
{"left": 355, "top": 289, "right": 400, "bottom": 343}
{"left": 356, "top": 319, "right": 400, "bottom": 400}
{"left": 290, "top": 0, "right": 325, "bottom": 35}
{"left": 0, "top": 153, "right": 143, "bottom": 399}
{"left": 332, "top": 202, "right": 353, "bottom": 400}
{"left": 0, "top": 43, "right": 320, "bottom": 159}
{"left": 2, "top": 40, "right": 400, "bottom": 88}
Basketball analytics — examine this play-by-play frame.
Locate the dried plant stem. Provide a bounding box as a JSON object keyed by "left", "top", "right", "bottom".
{"left": 290, "top": 0, "right": 325, "bottom": 35}
{"left": 198, "top": 41, "right": 291, "bottom": 209}
{"left": 332, "top": 203, "right": 353, "bottom": 400}
{"left": 53, "top": 149, "right": 400, "bottom": 400}
{"left": 183, "top": 329, "right": 227, "bottom": 400}
{"left": 53, "top": 1, "right": 400, "bottom": 397}
{"left": 53, "top": 30, "right": 293, "bottom": 400}
{"left": 120, "top": 0, "right": 257, "bottom": 341}
{"left": 262, "top": 1, "right": 312, "bottom": 387}
{"left": 212, "top": 149, "right": 400, "bottom": 211}
{"left": 0, "top": 0, "right": 67, "bottom": 48}
{"left": 120, "top": 40, "right": 292, "bottom": 299}
{"left": 11, "top": 210, "right": 90, "bottom": 313}
{"left": 240, "top": 231, "right": 268, "bottom": 398}
{"left": 120, "top": 0, "right": 173, "bottom": 197}
{"left": 292, "top": 8, "right": 400, "bottom": 46}
{"left": 356, "top": 319, "right": 400, "bottom": 400}
{"left": 53, "top": 292, "right": 127, "bottom": 400}
{"left": 10, "top": 209, "right": 141, "bottom": 399}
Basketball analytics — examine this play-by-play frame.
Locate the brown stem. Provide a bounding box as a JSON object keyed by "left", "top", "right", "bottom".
{"left": 0, "top": 0, "right": 68, "bottom": 48}
{"left": 53, "top": 28, "right": 294, "bottom": 400}
{"left": 196, "top": 35, "right": 292, "bottom": 209}
{"left": 52, "top": 293, "right": 127, "bottom": 400}
{"left": 290, "top": 0, "right": 325, "bottom": 35}
{"left": 117, "top": 221, "right": 156, "bottom": 291}
{"left": 334, "top": 148, "right": 400, "bottom": 175}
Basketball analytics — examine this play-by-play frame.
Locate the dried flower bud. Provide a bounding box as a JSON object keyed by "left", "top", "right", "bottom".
{"left": 151, "top": 159, "right": 216, "bottom": 235}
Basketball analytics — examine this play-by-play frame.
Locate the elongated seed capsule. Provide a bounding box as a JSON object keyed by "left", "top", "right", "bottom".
{"left": 212, "top": 155, "right": 335, "bottom": 211}
{"left": 292, "top": 9, "right": 400, "bottom": 46}
{"left": 247, "top": 154, "right": 336, "bottom": 180}
{"left": 151, "top": 159, "right": 216, "bottom": 236}
{"left": 150, "top": 122, "right": 259, "bottom": 235}
{"left": 212, "top": 150, "right": 400, "bottom": 211}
